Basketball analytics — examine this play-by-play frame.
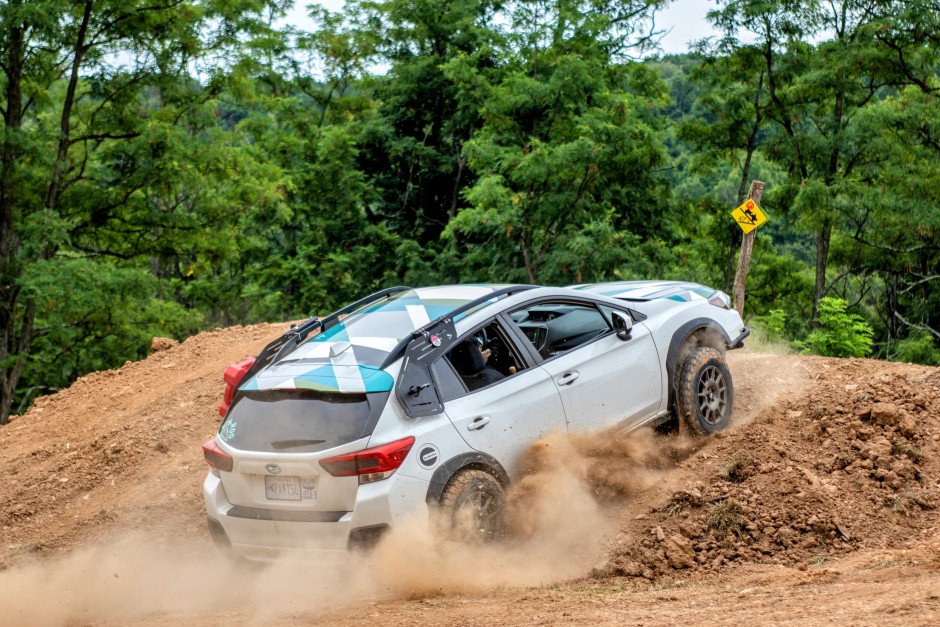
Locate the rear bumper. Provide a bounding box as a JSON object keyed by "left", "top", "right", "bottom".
{"left": 203, "top": 470, "right": 429, "bottom": 560}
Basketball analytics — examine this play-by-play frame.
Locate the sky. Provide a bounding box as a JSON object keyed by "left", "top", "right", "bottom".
{"left": 284, "top": 0, "right": 721, "bottom": 56}
{"left": 657, "top": 0, "right": 721, "bottom": 54}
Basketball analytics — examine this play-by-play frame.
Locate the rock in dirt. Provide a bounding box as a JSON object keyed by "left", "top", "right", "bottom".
{"left": 151, "top": 337, "right": 179, "bottom": 352}
{"left": 664, "top": 534, "right": 695, "bottom": 569}
{"left": 870, "top": 402, "right": 900, "bottom": 426}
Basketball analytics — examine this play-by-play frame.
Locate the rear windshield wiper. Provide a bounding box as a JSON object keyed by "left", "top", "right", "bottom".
{"left": 270, "top": 439, "right": 326, "bottom": 450}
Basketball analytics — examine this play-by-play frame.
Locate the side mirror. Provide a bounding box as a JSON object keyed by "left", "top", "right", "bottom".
{"left": 611, "top": 311, "right": 633, "bottom": 341}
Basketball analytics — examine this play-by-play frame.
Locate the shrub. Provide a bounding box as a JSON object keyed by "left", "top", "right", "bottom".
{"left": 797, "top": 297, "right": 873, "bottom": 358}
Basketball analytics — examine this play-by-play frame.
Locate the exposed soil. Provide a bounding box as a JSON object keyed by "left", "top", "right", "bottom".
{"left": 1, "top": 323, "right": 939, "bottom": 625}
{"left": 0, "top": 324, "right": 282, "bottom": 562}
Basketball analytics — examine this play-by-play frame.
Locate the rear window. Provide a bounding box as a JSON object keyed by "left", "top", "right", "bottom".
{"left": 219, "top": 390, "right": 389, "bottom": 453}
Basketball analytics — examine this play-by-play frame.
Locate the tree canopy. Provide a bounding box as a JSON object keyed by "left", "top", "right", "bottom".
{"left": 2, "top": 0, "right": 939, "bottom": 424}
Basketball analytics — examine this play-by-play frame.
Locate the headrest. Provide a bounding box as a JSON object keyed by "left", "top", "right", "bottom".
{"left": 450, "top": 341, "right": 485, "bottom": 375}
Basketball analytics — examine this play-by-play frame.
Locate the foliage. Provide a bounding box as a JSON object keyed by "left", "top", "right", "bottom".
{"left": 16, "top": 258, "right": 201, "bottom": 411}
{"left": 446, "top": 1, "right": 668, "bottom": 283}
{"left": 753, "top": 309, "right": 787, "bottom": 338}
{"left": 1, "top": 0, "right": 939, "bottom": 424}
{"left": 797, "top": 297, "right": 874, "bottom": 358}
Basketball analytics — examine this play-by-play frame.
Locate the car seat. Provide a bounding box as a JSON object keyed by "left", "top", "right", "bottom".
{"left": 450, "top": 341, "right": 504, "bottom": 391}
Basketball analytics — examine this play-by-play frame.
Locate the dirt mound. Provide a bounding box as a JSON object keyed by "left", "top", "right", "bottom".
{"left": 2, "top": 322, "right": 940, "bottom": 626}
{"left": 593, "top": 355, "right": 940, "bottom": 580}
{"left": 0, "top": 323, "right": 285, "bottom": 568}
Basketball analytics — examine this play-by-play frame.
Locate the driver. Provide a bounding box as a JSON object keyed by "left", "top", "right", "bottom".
{"left": 449, "top": 339, "right": 505, "bottom": 391}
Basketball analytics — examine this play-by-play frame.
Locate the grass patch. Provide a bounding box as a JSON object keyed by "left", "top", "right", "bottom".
{"left": 832, "top": 452, "right": 854, "bottom": 470}
{"left": 719, "top": 456, "right": 753, "bottom": 483}
{"left": 889, "top": 495, "right": 909, "bottom": 515}
{"left": 663, "top": 490, "right": 702, "bottom": 516}
{"left": 892, "top": 443, "right": 924, "bottom": 464}
{"left": 886, "top": 490, "right": 934, "bottom": 516}
{"left": 742, "top": 324, "right": 794, "bottom": 355}
{"left": 706, "top": 500, "right": 743, "bottom": 536}
{"left": 664, "top": 501, "right": 688, "bottom": 516}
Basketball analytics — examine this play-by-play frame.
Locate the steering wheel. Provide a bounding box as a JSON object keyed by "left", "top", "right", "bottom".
{"left": 485, "top": 338, "right": 501, "bottom": 362}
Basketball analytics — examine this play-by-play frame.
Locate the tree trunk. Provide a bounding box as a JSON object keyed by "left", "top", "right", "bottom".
{"left": 521, "top": 233, "right": 537, "bottom": 284}
{"left": 811, "top": 222, "right": 833, "bottom": 322}
{"left": 732, "top": 180, "right": 764, "bottom": 318}
{"left": 0, "top": 12, "right": 26, "bottom": 426}
{"left": 722, "top": 227, "right": 741, "bottom": 294}
{"left": 46, "top": 0, "right": 92, "bottom": 213}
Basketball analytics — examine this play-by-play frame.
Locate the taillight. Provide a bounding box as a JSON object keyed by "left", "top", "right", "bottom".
{"left": 708, "top": 291, "right": 731, "bottom": 309}
{"left": 203, "top": 438, "right": 234, "bottom": 473}
{"left": 219, "top": 356, "right": 255, "bottom": 417}
{"left": 319, "top": 437, "right": 415, "bottom": 484}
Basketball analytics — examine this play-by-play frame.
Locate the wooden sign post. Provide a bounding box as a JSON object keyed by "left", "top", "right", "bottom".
{"left": 732, "top": 180, "right": 765, "bottom": 318}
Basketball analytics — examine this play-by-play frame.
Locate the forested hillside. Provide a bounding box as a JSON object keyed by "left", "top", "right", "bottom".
{"left": 1, "top": 0, "right": 938, "bottom": 424}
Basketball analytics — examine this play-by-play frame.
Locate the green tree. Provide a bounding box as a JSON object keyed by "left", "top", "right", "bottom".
{"left": 350, "top": 0, "right": 507, "bottom": 244}
{"left": 798, "top": 296, "right": 873, "bottom": 357}
{"left": 707, "top": 0, "right": 896, "bottom": 321}
{"left": 676, "top": 45, "right": 772, "bottom": 292}
{"left": 447, "top": 0, "right": 669, "bottom": 283}
{"left": 0, "top": 0, "right": 285, "bottom": 425}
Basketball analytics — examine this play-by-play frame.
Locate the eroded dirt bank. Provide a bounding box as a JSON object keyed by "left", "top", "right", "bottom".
{"left": 1, "top": 323, "right": 939, "bottom": 625}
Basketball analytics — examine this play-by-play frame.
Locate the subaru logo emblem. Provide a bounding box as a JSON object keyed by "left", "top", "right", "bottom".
{"left": 265, "top": 463, "right": 281, "bottom": 475}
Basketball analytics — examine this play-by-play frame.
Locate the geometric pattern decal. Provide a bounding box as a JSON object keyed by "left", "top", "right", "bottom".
{"left": 244, "top": 285, "right": 501, "bottom": 393}
{"left": 575, "top": 280, "right": 715, "bottom": 303}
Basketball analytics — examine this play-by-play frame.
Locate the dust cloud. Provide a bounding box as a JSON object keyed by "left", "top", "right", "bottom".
{"left": 725, "top": 350, "right": 810, "bottom": 426}
{"left": 0, "top": 428, "right": 687, "bottom": 625}
{"left": 370, "top": 428, "right": 692, "bottom": 597}
{"left": 0, "top": 534, "right": 376, "bottom": 626}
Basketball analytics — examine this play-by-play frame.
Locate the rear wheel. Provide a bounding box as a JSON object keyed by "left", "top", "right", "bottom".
{"left": 438, "top": 469, "right": 505, "bottom": 543}
{"left": 676, "top": 347, "right": 734, "bottom": 435}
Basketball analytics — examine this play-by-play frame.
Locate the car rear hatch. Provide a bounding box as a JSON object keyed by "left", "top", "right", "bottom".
{"left": 215, "top": 355, "right": 394, "bottom": 521}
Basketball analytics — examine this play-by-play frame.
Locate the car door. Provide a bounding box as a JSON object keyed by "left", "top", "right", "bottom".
{"left": 435, "top": 319, "right": 568, "bottom": 477}
{"left": 509, "top": 299, "right": 662, "bottom": 433}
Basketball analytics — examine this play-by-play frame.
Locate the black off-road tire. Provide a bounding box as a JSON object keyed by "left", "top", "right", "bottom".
{"left": 676, "top": 346, "right": 734, "bottom": 436}
{"left": 438, "top": 469, "right": 506, "bottom": 543}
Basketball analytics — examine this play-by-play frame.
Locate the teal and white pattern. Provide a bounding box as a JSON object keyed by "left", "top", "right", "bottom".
{"left": 244, "top": 285, "right": 506, "bottom": 393}
{"left": 576, "top": 281, "right": 715, "bottom": 302}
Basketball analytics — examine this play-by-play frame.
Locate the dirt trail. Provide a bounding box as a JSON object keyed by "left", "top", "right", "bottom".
{"left": 1, "top": 323, "right": 939, "bottom": 625}
{"left": 0, "top": 324, "right": 283, "bottom": 561}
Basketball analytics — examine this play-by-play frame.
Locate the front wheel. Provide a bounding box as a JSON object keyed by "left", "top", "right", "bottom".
{"left": 438, "top": 469, "right": 506, "bottom": 543}
{"left": 676, "top": 346, "right": 734, "bottom": 435}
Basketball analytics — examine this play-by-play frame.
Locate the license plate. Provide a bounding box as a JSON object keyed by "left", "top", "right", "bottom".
{"left": 265, "top": 476, "right": 317, "bottom": 501}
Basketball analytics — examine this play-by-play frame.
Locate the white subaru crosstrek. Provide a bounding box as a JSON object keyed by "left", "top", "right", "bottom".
{"left": 203, "top": 283, "right": 747, "bottom": 559}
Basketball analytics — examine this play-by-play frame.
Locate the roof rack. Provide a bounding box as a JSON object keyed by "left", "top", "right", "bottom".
{"left": 248, "top": 285, "right": 414, "bottom": 376}
{"left": 381, "top": 284, "right": 538, "bottom": 369}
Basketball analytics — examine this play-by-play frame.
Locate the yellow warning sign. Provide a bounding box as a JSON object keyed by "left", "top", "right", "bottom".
{"left": 731, "top": 199, "right": 768, "bottom": 234}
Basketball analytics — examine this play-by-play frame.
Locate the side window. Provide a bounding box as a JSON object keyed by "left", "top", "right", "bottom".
{"left": 430, "top": 358, "right": 466, "bottom": 403}
{"left": 510, "top": 300, "right": 611, "bottom": 359}
{"left": 598, "top": 304, "right": 632, "bottom": 326}
{"left": 440, "top": 321, "right": 526, "bottom": 396}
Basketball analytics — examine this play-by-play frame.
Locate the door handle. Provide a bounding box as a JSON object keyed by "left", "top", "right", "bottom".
{"left": 467, "top": 416, "right": 491, "bottom": 431}
{"left": 557, "top": 371, "right": 580, "bottom": 386}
